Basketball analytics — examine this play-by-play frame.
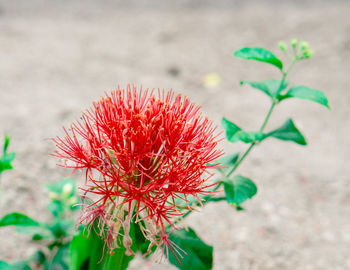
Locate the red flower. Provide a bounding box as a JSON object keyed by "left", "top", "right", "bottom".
{"left": 53, "top": 85, "right": 223, "bottom": 260}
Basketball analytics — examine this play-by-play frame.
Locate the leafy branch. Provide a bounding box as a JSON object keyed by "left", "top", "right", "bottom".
{"left": 185, "top": 39, "right": 329, "bottom": 216}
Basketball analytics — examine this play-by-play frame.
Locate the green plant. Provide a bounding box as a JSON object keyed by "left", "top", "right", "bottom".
{"left": 0, "top": 135, "right": 15, "bottom": 177}
{"left": 0, "top": 39, "right": 329, "bottom": 270}
{"left": 0, "top": 179, "right": 80, "bottom": 269}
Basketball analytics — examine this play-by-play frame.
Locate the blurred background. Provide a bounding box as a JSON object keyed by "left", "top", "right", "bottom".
{"left": 0, "top": 0, "right": 349, "bottom": 269}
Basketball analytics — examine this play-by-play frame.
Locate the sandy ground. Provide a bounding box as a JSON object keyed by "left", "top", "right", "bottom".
{"left": 0, "top": 0, "right": 349, "bottom": 269}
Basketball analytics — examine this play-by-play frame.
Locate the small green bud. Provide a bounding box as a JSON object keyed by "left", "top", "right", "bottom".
{"left": 291, "top": 38, "right": 298, "bottom": 48}
{"left": 300, "top": 41, "right": 309, "bottom": 51}
{"left": 278, "top": 41, "right": 287, "bottom": 52}
{"left": 303, "top": 49, "right": 314, "bottom": 59}
{"left": 49, "top": 192, "right": 59, "bottom": 201}
{"left": 62, "top": 183, "right": 73, "bottom": 198}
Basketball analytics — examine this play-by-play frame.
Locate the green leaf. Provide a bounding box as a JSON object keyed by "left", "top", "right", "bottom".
{"left": 15, "top": 225, "right": 53, "bottom": 240}
{"left": 3, "top": 135, "right": 10, "bottom": 153}
{"left": 223, "top": 175, "right": 258, "bottom": 206}
{"left": 232, "top": 131, "right": 267, "bottom": 144}
{"left": 0, "top": 162, "right": 13, "bottom": 173}
{"left": 0, "top": 136, "right": 15, "bottom": 174}
{"left": 216, "top": 153, "right": 240, "bottom": 174}
{"left": 70, "top": 222, "right": 135, "bottom": 270}
{"left": 168, "top": 227, "right": 213, "bottom": 270}
{"left": 0, "top": 212, "right": 40, "bottom": 227}
{"left": 222, "top": 118, "right": 267, "bottom": 144}
{"left": 234, "top": 47, "right": 283, "bottom": 70}
{"left": 70, "top": 231, "right": 93, "bottom": 270}
{"left": 240, "top": 80, "right": 289, "bottom": 98}
{"left": 0, "top": 261, "right": 32, "bottom": 270}
{"left": 222, "top": 117, "right": 241, "bottom": 141}
{"left": 279, "top": 85, "right": 330, "bottom": 109}
{"left": 267, "top": 118, "right": 307, "bottom": 145}
{"left": 0, "top": 261, "right": 10, "bottom": 269}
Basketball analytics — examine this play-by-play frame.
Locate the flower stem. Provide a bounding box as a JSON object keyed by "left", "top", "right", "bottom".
{"left": 259, "top": 102, "right": 276, "bottom": 132}
{"left": 226, "top": 142, "right": 255, "bottom": 178}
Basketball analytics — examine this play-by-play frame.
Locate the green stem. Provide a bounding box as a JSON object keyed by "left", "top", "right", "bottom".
{"left": 259, "top": 102, "right": 276, "bottom": 132}
{"left": 226, "top": 143, "right": 255, "bottom": 178}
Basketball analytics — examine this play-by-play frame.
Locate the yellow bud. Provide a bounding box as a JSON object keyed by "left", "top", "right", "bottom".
{"left": 303, "top": 49, "right": 314, "bottom": 59}
{"left": 62, "top": 183, "right": 73, "bottom": 198}
{"left": 300, "top": 41, "right": 309, "bottom": 51}
{"left": 291, "top": 38, "right": 298, "bottom": 48}
{"left": 278, "top": 41, "right": 287, "bottom": 52}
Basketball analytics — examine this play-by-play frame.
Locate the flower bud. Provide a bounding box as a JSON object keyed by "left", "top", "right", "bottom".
{"left": 303, "top": 49, "right": 314, "bottom": 59}
{"left": 278, "top": 41, "right": 287, "bottom": 53}
{"left": 300, "top": 41, "right": 309, "bottom": 51}
{"left": 62, "top": 183, "right": 73, "bottom": 198}
{"left": 291, "top": 38, "right": 298, "bottom": 48}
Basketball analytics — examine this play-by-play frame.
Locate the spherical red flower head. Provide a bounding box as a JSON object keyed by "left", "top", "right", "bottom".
{"left": 53, "top": 85, "right": 223, "bottom": 260}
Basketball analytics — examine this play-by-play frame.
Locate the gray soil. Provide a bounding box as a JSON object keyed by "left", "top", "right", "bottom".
{"left": 0, "top": 1, "right": 349, "bottom": 269}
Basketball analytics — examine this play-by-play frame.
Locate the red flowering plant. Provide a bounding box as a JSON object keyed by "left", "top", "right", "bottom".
{"left": 0, "top": 39, "right": 330, "bottom": 270}
{"left": 51, "top": 39, "right": 329, "bottom": 270}
{"left": 52, "top": 86, "right": 224, "bottom": 266}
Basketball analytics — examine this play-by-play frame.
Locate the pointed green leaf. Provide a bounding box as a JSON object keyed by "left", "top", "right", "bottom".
{"left": 279, "top": 85, "right": 330, "bottom": 108}
{"left": 222, "top": 118, "right": 241, "bottom": 141}
{"left": 0, "top": 162, "right": 13, "bottom": 173}
{"left": 168, "top": 227, "right": 213, "bottom": 270}
{"left": 233, "top": 131, "right": 267, "bottom": 144}
{"left": 267, "top": 118, "right": 307, "bottom": 145}
{"left": 3, "top": 135, "right": 10, "bottom": 153}
{"left": 0, "top": 212, "right": 40, "bottom": 227}
{"left": 240, "top": 80, "right": 289, "bottom": 98}
{"left": 234, "top": 47, "right": 283, "bottom": 70}
{"left": 222, "top": 118, "right": 267, "bottom": 144}
{"left": 223, "top": 175, "right": 257, "bottom": 206}
{"left": 0, "top": 136, "right": 15, "bottom": 174}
